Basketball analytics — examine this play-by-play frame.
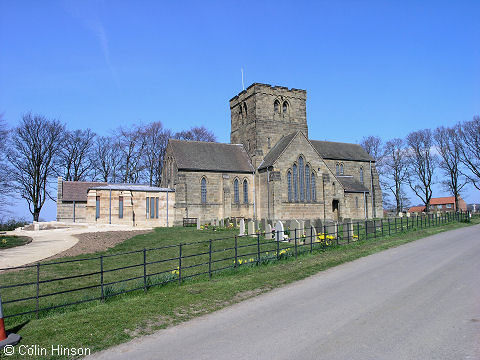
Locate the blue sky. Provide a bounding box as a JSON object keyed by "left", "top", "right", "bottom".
{"left": 1, "top": 0, "right": 479, "bottom": 220}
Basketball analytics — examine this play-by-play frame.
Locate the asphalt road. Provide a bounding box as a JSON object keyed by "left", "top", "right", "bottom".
{"left": 88, "top": 225, "right": 480, "bottom": 360}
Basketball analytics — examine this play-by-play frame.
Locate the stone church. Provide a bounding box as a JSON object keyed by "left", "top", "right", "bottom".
{"left": 162, "top": 83, "right": 382, "bottom": 225}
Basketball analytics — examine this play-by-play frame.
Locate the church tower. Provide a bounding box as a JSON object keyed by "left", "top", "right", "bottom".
{"left": 230, "top": 83, "right": 308, "bottom": 168}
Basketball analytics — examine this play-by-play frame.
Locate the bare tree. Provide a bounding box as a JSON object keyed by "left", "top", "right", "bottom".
{"left": 0, "top": 114, "right": 11, "bottom": 215}
{"left": 58, "top": 128, "right": 96, "bottom": 181}
{"left": 434, "top": 126, "right": 467, "bottom": 211}
{"left": 360, "top": 135, "right": 384, "bottom": 165}
{"left": 383, "top": 138, "right": 409, "bottom": 213}
{"left": 457, "top": 116, "right": 480, "bottom": 190}
{"left": 91, "top": 136, "right": 121, "bottom": 183}
{"left": 174, "top": 126, "right": 216, "bottom": 142}
{"left": 117, "top": 125, "right": 147, "bottom": 183}
{"left": 406, "top": 129, "right": 437, "bottom": 212}
{"left": 7, "top": 113, "right": 66, "bottom": 221}
{"left": 142, "top": 122, "right": 171, "bottom": 186}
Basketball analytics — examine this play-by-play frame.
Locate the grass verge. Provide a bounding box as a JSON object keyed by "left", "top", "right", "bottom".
{"left": 0, "top": 235, "right": 31, "bottom": 250}
{"left": 2, "top": 217, "right": 478, "bottom": 359}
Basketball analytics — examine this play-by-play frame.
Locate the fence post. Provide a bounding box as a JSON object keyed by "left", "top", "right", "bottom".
{"left": 257, "top": 233, "right": 261, "bottom": 265}
{"left": 178, "top": 244, "right": 182, "bottom": 284}
{"left": 401, "top": 216, "right": 403, "bottom": 231}
{"left": 381, "top": 219, "right": 384, "bottom": 237}
{"left": 234, "top": 235, "right": 238, "bottom": 268}
{"left": 294, "top": 228, "right": 298, "bottom": 259}
{"left": 336, "top": 223, "right": 339, "bottom": 245}
{"left": 36, "top": 263, "right": 40, "bottom": 318}
{"left": 100, "top": 255, "right": 104, "bottom": 302}
{"left": 365, "top": 220, "right": 367, "bottom": 240}
{"left": 276, "top": 231, "right": 280, "bottom": 260}
{"left": 208, "top": 239, "right": 212, "bottom": 278}
{"left": 374, "top": 220, "right": 377, "bottom": 239}
{"left": 388, "top": 218, "right": 391, "bottom": 236}
{"left": 357, "top": 222, "right": 360, "bottom": 241}
{"left": 143, "top": 248, "right": 147, "bottom": 293}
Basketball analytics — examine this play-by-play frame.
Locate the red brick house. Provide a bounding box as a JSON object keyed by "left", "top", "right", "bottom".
{"left": 408, "top": 196, "right": 467, "bottom": 214}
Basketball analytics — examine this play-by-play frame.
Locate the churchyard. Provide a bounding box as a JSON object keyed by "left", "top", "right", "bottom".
{"left": 0, "top": 213, "right": 476, "bottom": 359}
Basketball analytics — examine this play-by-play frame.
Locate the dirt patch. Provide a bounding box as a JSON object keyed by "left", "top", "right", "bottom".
{"left": 44, "top": 230, "right": 152, "bottom": 260}
{"left": 125, "top": 315, "right": 173, "bottom": 337}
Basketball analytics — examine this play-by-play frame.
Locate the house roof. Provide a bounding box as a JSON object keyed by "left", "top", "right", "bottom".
{"left": 430, "top": 196, "right": 455, "bottom": 205}
{"left": 258, "top": 132, "right": 297, "bottom": 170}
{"left": 90, "top": 184, "right": 174, "bottom": 192}
{"left": 336, "top": 176, "right": 370, "bottom": 193}
{"left": 408, "top": 206, "right": 426, "bottom": 213}
{"left": 169, "top": 139, "right": 254, "bottom": 173}
{"left": 309, "top": 140, "right": 374, "bottom": 162}
{"left": 62, "top": 181, "right": 107, "bottom": 202}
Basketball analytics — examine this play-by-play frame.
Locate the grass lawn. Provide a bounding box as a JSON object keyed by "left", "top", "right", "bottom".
{"left": 1, "top": 216, "right": 478, "bottom": 359}
{"left": 0, "top": 235, "right": 31, "bottom": 250}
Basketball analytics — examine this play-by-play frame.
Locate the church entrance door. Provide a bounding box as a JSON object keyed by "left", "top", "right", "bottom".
{"left": 332, "top": 200, "right": 339, "bottom": 221}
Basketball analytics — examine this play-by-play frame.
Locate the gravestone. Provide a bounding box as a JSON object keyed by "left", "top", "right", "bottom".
{"left": 343, "top": 218, "right": 353, "bottom": 239}
{"left": 261, "top": 219, "right": 266, "bottom": 232}
{"left": 305, "top": 226, "right": 317, "bottom": 244}
{"left": 233, "top": 217, "right": 237, "bottom": 227}
{"left": 314, "top": 219, "right": 323, "bottom": 230}
{"left": 304, "top": 219, "right": 311, "bottom": 229}
{"left": 239, "top": 218, "right": 245, "bottom": 236}
{"left": 285, "top": 220, "right": 292, "bottom": 230}
{"left": 248, "top": 220, "right": 255, "bottom": 236}
{"left": 398, "top": 212, "right": 404, "bottom": 218}
{"left": 299, "top": 220, "right": 305, "bottom": 235}
{"left": 366, "top": 220, "right": 375, "bottom": 234}
{"left": 406, "top": 212, "right": 411, "bottom": 218}
{"left": 292, "top": 219, "right": 300, "bottom": 232}
{"left": 220, "top": 218, "right": 224, "bottom": 228}
{"left": 325, "top": 221, "right": 337, "bottom": 237}
{"left": 254, "top": 220, "right": 259, "bottom": 232}
{"left": 265, "top": 224, "right": 272, "bottom": 239}
{"left": 275, "top": 221, "right": 284, "bottom": 242}
{"left": 197, "top": 219, "right": 201, "bottom": 230}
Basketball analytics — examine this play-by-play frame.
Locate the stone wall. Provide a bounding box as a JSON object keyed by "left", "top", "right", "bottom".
{"left": 86, "top": 189, "right": 175, "bottom": 227}
{"left": 171, "top": 170, "right": 255, "bottom": 225}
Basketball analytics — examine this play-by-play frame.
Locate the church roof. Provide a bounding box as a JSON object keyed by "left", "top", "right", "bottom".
{"left": 169, "top": 139, "right": 254, "bottom": 173}
{"left": 336, "top": 176, "right": 370, "bottom": 193}
{"left": 310, "top": 140, "right": 374, "bottom": 162}
{"left": 258, "top": 132, "right": 297, "bottom": 170}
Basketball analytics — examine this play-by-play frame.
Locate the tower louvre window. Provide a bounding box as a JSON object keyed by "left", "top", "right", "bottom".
{"left": 283, "top": 101, "right": 288, "bottom": 113}
{"left": 360, "top": 167, "right": 364, "bottom": 183}
{"left": 274, "top": 100, "right": 280, "bottom": 113}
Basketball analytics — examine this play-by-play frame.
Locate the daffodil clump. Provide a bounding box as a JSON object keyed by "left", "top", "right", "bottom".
{"left": 1, "top": 238, "right": 7, "bottom": 244}
{"left": 171, "top": 266, "right": 180, "bottom": 275}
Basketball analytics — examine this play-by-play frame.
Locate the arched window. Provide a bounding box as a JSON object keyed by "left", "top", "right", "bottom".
{"left": 311, "top": 172, "right": 316, "bottom": 201}
{"left": 299, "top": 157, "right": 305, "bottom": 201}
{"left": 293, "top": 164, "right": 298, "bottom": 201}
{"left": 360, "top": 167, "right": 364, "bottom": 183}
{"left": 243, "top": 102, "right": 247, "bottom": 115}
{"left": 336, "top": 163, "right": 339, "bottom": 175}
{"left": 305, "top": 164, "right": 310, "bottom": 201}
{"left": 201, "top": 178, "right": 207, "bottom": 204}
{"left": 243, "top": 179, "right": 248, "bottom": 204}
{"left": 234, "top": 178, "right": 239, "bottom": 204}
{"left": 283, "top": 101, "right": 288, "bottom": 113}
{"left": 274, "top": 100, "right": 280, "bottom": 113}
{"left": 287, "top": 171, "right": 292, "bottom": 202}
{"left": 340, "top": 163, "right": 344, "bottom": 175}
